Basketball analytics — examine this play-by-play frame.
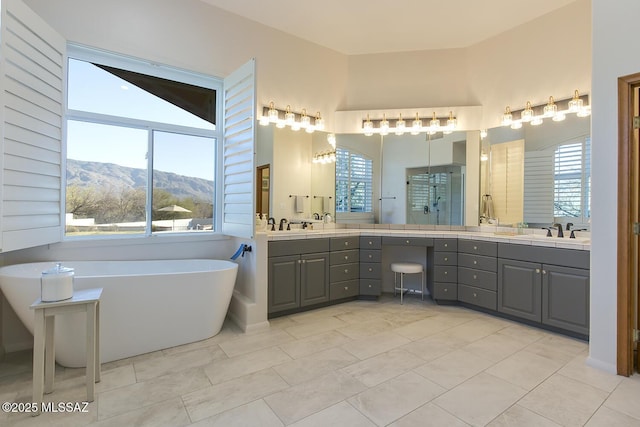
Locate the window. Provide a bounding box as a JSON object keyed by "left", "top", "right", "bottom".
{"left": 65, "top": 47, "right": 220, "bottom": 237}
{"left": 554, "top": 137, "right": 591, "bottom": 221}
{"left": 335, "top": 148, "right": 373, "bottom": 213}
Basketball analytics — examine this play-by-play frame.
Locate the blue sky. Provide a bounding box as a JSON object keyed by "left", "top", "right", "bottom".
{"left": 66, "top": 59, "right": 215, "bottom": 180}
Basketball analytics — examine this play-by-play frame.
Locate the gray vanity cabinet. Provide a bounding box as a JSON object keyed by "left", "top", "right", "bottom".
{"left": 497, "top": 259, "right": 542, "bottom": 322}
{"left": 360, "top": 236, "right": 382, "bottom": 296}
{"left": 457, "top": 240, "right": 498, "bottom": 310}
{"left": 542, "top": 265, "right": 589, "bottom": 336}
{"left": 431, "top": 238, "right": 458, "bottom": 301}
{"left": 497, "top": 243, "right": 590, "bottom": 336}
{"left": 329, "top": 237, "right": 360, "bottom": 300}
{"left": 268, "top": 239, "right": 330, "bottom": 315}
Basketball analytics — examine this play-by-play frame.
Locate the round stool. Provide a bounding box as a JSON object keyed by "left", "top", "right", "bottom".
{"left": 391, "top": 262, "right": 424, "bottom": 304}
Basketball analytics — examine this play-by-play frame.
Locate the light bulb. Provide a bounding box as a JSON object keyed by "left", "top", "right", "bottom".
{"left": 543, "top": 96, "right": 557, "bottom": 117}
{"left": 314, "top": 112, "right": 324, "bottom": 131}
{"left": 502, "top": 107, "right": 512, "bottom": 126}
{"left": 510, "top": 121, "right": 523, "bottom": 130}
{"left": 568, "top": 90, "right": 583, "bottom": 113}
{"left": 363, "top": 114, "right": 374, "bottom": 136}
{"left": 430, "top": 112, "right": 440, "bottom": 131}
{"left": 327, "top": 133, "right": 336, "bottom": 148}
{"left": 268, "top": 101, "right": 278, "bottom": 123}
{"left": 395, "top": 113, "right": 405, "bottom": 135}
{"left": 284, "top": 105, "right": 295, "bottom": 126}
{"left": 380, "top": 114, "right": 389, "bottom": 136}
{"left": 446, "top": 111, "right": 457, "bottom": 130}
{"left": 521, "top": 102, "right": 533, "bottom": 122}
{"left": 411, "top": 113, "right": 422, "bottom": 135}
{"left": 300, "top": 109, "right": 310, "bottom": 128}
{"left": 531, "top": 117, "right": 543, "bottom": 126}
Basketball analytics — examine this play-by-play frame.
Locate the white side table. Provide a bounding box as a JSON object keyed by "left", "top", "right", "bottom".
{"left": 30, "top": 288, "right": 102, "bottom": 416}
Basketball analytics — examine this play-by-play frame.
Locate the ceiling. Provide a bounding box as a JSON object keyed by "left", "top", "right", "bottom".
{"left": 200, "top": 0, "right": 578, "bottom": 55}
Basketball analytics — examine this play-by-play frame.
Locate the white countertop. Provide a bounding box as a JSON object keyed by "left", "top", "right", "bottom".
{"left": 259, "top": 228, "right": 591, "bottom": 251}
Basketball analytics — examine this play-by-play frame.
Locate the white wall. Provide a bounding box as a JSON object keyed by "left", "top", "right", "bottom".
{"left": 589, "top": 0, "right": 640, "bottom": 373}
{"left": 23, "top": 0, "right": 349, "bottom": 132}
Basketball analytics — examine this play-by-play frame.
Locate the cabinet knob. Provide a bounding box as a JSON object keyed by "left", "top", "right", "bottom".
{"left": 344, "top": 269, "right": 349, "bottom": 273}
{"left": 444, "top": 257, "right": 448, "bottom": 261}
{"left": 536, "top": 269, "right": 540, "bottom": 274}
{"left": 368, "top": 241, "right": 373, "bottom": 245}
{"left": 473, "top": 274, "right": 477, "bottom": 280}
{"left": 298, "top": 260, "right": 301, "bottom": 264}
{"left": 344, "top": 286, "right": 349, "bottom": 290}
{"left": 542, "top": 270, "right": 547, "bottom": 275}
{"left": 368, "top": 284, "right": 372, "bottom": 288}
{"left": 473, "top": 260, "right": 477, "bottom": 265}
{"left": 345, "top": 241, "right": 349, "bottom": 246}
{"left": 444, "top": 288, "right": 448, "bottom": 292}
{"left": 444, "top": 271, "right": 448, "bottom": 275}
{"left": 473, "top": 245, "right": 478, "bottom": 250}
{"left": 368, "top": 254, "right": 373, "bottom": 259}
{"left": 473, "top": 292, "right": 477, "bottom": 297}
{"left": 368, "top": 268, "right": 373, "bottom": 272}
{"left": 344, "top": 255, "right": 349, "bottom": 260}
{"left": 406, "top": 240, "right": 410, "bottom": 244}
{"left": 444, "top": 243, "right": 448, "bottom": 247}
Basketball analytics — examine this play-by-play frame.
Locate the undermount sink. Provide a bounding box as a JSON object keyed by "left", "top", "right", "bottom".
{"left": 510, "top": 234, "right": 590, "bottom": 243}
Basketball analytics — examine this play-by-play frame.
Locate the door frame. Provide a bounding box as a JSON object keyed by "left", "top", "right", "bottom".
{"left": 617, "top": 72, "right": 640, "bottom": 376}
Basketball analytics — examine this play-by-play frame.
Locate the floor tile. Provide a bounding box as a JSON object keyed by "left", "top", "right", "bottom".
{"left": 341, "top": 331, "right": 411, "bottom": 360}
{"left": 461, "top": 331, "right": 530, "bottom": 363}
{"left": 288, "top": 401, "right": 376, "bottom": 427}
{"left": 486, "top": 404, "right": 561, "bottom": 427}
{"left": 389, "top": 402, "right": 470, "bottom": 427}
{"left": 518, "top": 373, "right": 609, "bottom": 426}
{"left": 433, "top": 372, "right": 528, "bottom": 427}
{"left": 284, "top": 316, "right": 349, "bottom": 339}
{"left": 603, "top": 374, "right": 640, "bottom": 420}
{"left": 585, "top": 405, "right": 640, "bottom": 427}
{"left": 279, "top": 330, "right": 352, "bottom": 359}
{"left": 189, "top": 399, "right": 284, "bottom": 427}
{"left": 485, "top": 349, "right": 564, "bottom": 390}
{"left": 347, "top": 371, "right": 446, "bottom": 426}
{"left": 183, "top": 368, "right": 289, "bottom": 422}
{"left": 203, "top": 346, "right": 292, "bottom": 385}
{"left": 91, "top": 397, "right": 190, "bottom": 427}
{"left": 218, "top": 329, "right": 295, "bottom": 358}
{"left": 400, "top": 332, "right": 468, "bottom": 362}
{"left": 414, "top": 349, "right": 494, "bottom": 389}
{"left": 134, "top": 346, "right": 227, "bottom": 382}
{"left": 274, "top": 347, "right": 358, "bottom": 385}
{"left": 264, "top": 371, "right": 366, "bottom": 424}
{"left": 340, "top": 348, "right": 424, "bottom": 387}
{"left": 558, "top": 353, "right": 623, "bottom": 392}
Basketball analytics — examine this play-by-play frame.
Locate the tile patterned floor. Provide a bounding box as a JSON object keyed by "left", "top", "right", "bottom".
{"left": 2, "top": 295, "right": 640, "bottom": 426}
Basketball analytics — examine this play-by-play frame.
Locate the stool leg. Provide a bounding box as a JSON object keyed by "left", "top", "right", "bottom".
{"left": 393, "top": 271, "right": 397, "bottom": 296}
{"left": 421, "top": 270, "right": 425, "bottom": 300}
{"left": 86, "top": 303, "right": 96, "bottom": 402}
{"left": 44, "top": 315, "right": 55, "bottom": 394}
{"left": 400, "top": 273, "right": 404, "bottom": 305}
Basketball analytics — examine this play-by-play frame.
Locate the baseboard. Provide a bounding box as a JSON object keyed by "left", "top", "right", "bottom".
{"left": 4, "top": 340, "right": 33, "bottom": 353}
{"left": 586, "top": 355, "right": 617, "bottom": 375}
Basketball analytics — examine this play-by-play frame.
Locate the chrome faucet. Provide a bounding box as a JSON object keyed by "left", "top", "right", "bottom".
{"left": 552, "top": 223, "right": 564, "bottom": 238}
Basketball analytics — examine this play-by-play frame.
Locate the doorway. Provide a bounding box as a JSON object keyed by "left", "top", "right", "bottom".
{"left": 617, "top": 73, "right": 640, "bottom": 376}
{"left": 256, "top": 164, "right": 270, "bottom": 217}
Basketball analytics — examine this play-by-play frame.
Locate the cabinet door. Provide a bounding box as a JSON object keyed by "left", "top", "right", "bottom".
{"left": 498, "top": 259, "right": 542, "bottom": 322}
{"left": 300, "top": 253, "right": 330, "bottom": 307}
{"left": 542, "top": 265, "right": 589, "bottom": 335}
{"left": 268, "top": 255, "right": 300, "bottom": 314}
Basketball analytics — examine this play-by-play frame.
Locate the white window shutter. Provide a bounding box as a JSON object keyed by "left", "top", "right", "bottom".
{"left": 221, "top": 59, "right": 255, "bottom": 238}
{"left": 524, "top": 150, "right": 554, "bottom": 223}
{"left": 1, "top": 0, "right": 65, "bottom": 251}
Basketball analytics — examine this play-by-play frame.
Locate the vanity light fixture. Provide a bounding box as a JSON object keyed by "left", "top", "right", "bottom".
{"left": 480, "top": 129, "right": 488, "bottom": 139}
{"left": 445, "top": 111, "right": 457, "bottom": 134}
{"left": 360, "top": 112, "right": 457, "bottom": 136}
{"left": 481, "top": 150, "right": 488, "bottom": 161}
{"left": 501, "top": 90, "right": 590, "bottom": 130}
{"left": 501, "top": 107, "right": 513, "bottom": 126}
{"left": 315, "top": 112, "right": 325, "bottom": 131}
{"left": 312, "top": 149, "right": 336, "bottom": 164}
{"left": 327, "top": 133, "right": 336, "bottom": 148}
{"left": 379, "top": 114, "right": 390, "bottom": 136}
{"left": 259, "top": 103, "right": 323, "bottom": 133}
{"left": 521, "top": 102, "right": 534, "bottom": 122}
{"left": 411, "top": 113, "right": 422, "bottom": 135}
{"left": 363, "top": 114, "right": 374, "bottom": 136}
{"left": 395, "top": 113, "right": 406, "bottom": 135}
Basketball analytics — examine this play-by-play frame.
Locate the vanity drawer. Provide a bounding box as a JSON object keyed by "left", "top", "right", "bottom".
{"left": 360, "top": 262, "right": 382, "bottom": 279}
{"left": 360, "top": 279, "right": 381, "bottom": 296}
{"left": 458, "top": 267, "right": 497, "bottom": 291}
{"left": 268, "top": 238, "right": 330, "bottom": 257}
{"left": 458, "top": 284, "right": 497, "bottom": 310}
{"left": 360, "top": 249, "right": 381, "bottom": 263}
{"left": 434, "top": 265, "right": 457, "bottom": 283}
{"left": 434, "top": 252, "right": 457, "bottom": 265}
{"left": 330, "top": 236, "right": 360, "bottom": 250}
{"left": 458, "top": 239, "right": 497, "bottom": 257}
{"left": 360, "top": 236, "right": 382, "bottom": 249}
{"left": 382, "top": 236, "right": 434, "bottom": 247}
{"left": 330, "top": 250, "right": 359, "bottom": 265}
{"left": 330, "top": 263, "right": 359, "bottom": 282}
{"left": 432, "top": 283, "right": 457, "bottom": 300}
{"left": 434, "top": 239, "right": 458, "bottom": 252}
{"left": 330, "top": 280, "right": 359, "bottom": 300}
{"left": 458, "top": 253, "right": 497, "bottom": 272}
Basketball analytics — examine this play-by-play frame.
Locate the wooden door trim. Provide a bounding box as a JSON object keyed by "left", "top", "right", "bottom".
{"left": 617, "top": 72, "right": 640, "bottom": 376}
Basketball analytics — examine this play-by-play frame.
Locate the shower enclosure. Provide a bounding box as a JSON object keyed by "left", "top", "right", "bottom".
{"left": 406, "top": 165, "right": 465, "bottom": 225}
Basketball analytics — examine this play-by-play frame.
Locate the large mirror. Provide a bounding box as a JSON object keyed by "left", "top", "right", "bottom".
{"left": 480, "top": 113, "right": 591, "bottom": 227}
{"left": 334, "top": 131, "right": 467, "bottom": 225}
{"left": 256, "top": 125, "right": 335, "bottom": 223}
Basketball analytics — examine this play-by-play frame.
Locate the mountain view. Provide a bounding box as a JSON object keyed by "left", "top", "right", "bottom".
{"left": 67, "top": 159, "right": 214, "bottom": 201}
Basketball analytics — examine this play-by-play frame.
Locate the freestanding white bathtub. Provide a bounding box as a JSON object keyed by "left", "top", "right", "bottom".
{"left": 0, "top": 259, "right": 238, "bottom": 367}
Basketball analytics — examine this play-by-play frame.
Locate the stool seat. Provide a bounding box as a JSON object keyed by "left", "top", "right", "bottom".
{"left": 391, "top": 262, "right": 423, "bottom": 274}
